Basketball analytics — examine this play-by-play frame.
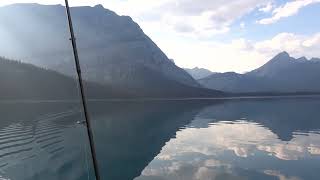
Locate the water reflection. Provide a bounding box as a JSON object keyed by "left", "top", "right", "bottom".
{"left": 88, "top": 100, "right": 216, "bottom": 180}
{"left": 133, "top": 98, "right": 320, "bottom": 180}
{"left": 1, "top": 98, "right": 320, "bottom": 180}
{"left": 0, "top": 102, "right": 94, "bottom": 180}
{"left": 137, "top": 121, "right": 320, "bottom": 180}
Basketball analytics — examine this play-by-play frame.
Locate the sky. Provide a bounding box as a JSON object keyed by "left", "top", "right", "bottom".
{"left": 1, "top": 0, "right": 320, "bottom": 73}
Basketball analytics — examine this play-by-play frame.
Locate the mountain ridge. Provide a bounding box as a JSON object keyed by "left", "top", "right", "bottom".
{"left": 199, "top": 52, "right": 320, "bottom": 93}
{"left": 184, "top": 67, "right": 215, "bottom": 80}
{"left": 0, "top": 57, "right": 224, "bottom": 99}
{"left": 0, "top": 4, "right": 200, "bottom": 87}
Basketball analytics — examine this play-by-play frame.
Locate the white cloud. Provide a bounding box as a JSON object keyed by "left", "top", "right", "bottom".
{"left": 259, "top": 2, "right": 274, "bottom": 12}
{"left": 163, "top": 120, "right": 320, "bottom": 160}
{"left": 240, "top": 22, "right": 246, "bottom": 29}
{"left": 264, "top": 170, "right": 302, "bottom": 180}
{"left": 132, "top": 0, "right": 272, "bottom": 37}
{"left": 137, "top": 120, "right": 320, "bottom": 179}
{"left": 0, "top": 0, "right": 272, "bottom": 37}
{"left": 254, "top": 32, "right": 320, "bottom": 58}
{"left": 258, "top": 0, "right": 320, "bottom": 24}
{"left": 308, "top": 146, "right": 320, "bottom": 154}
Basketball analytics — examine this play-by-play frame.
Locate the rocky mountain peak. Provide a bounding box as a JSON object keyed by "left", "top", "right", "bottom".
{"left": 94, "top": 4, "right": 104, "bottom": 9}
{"left": 297, "top": 56, "right": 308, "bottom": 62}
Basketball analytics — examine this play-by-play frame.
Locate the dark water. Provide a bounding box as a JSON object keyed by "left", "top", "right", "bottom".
{"left": 1, "top": 98, "right": 320, "bottom": 180}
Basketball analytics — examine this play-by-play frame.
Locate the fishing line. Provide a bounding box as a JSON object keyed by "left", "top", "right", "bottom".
{"left": 64, "top": 1, "right": 101, "bottom": 179}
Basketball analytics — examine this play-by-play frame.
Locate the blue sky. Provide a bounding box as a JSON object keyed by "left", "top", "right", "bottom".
{"left": 1, "top": 0, "right": 320, "bottom": 73}
{"left": 229, "top": 2, "right": 320, "bottom": 41}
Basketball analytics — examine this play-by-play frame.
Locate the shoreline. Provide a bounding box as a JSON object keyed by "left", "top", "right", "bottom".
{"left": 1, "top": 94, "right": 320, "bottom": 104}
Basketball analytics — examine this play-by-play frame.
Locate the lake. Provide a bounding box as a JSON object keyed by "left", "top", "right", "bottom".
{"left": 0, "top": 97, "right": 320, "bottom": 180}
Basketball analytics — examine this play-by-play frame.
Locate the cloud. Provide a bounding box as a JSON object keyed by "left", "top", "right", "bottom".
{"left": 158, "top": 120, "right": 320, "bottom": 160}
{"left": 137, "top": 120, "right": 320, "bottom": 180}
{"left": 1, "top": 0, "right": 273, "bottom": 37}
{"left": 240, "top": 22, "right": 246, "bottom": 29}
{"left": 140, "top": 160, "right": 234, "bottom": 180}
{"left": 264, "top": 170, "right": 302, "bottom": 180}
{"left": 119, "top": 0, "right": 273, "bottom": 37}
{"left": 258, "top": 0, "right": 320, "bottom": 24}
{"left": 254, "top": 32, "right": 320, "bottom": 58}
{"left": 259, "top": 2, "right": 274, "bottom": 12}
{"left": 308, "top": 146, "right": 320, "bottom": 154}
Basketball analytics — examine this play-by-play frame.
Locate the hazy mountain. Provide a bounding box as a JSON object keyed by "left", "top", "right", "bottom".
{"left": 0, "top": 3, "right": 218, "bottom": 96}
{"left": 0, "top": 57, "right": 224, "bottom": 99}
{"left": 198, "top": 72, "right": 271, "bottom": 93}
{"left": 0, "top": 57, "right": 131, "bottom": 100}
{"left": 184, "top": 67, "right": 214, "bottom": 79}
{"left": 249, "top": 51, "right": 299, "bottom": 78}
{"left": 199, "top": 52, "right": 320, "bottom": 93}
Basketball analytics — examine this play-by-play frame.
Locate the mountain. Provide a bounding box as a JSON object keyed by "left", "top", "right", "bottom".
{"left": 0, "top": 57, "right": 225, "bottom": 99}
{"left": 198, "top": 72, "right": 271, "bottom": 93}
{"left": 248, "top": 51, "right": 299, "bottom": 78}
{"left": 199, "top": 52, "right": 320, "bottom": 93}
{"left": 0, "top": 57, "right": 132, "bottom": 100}
{"left": 184, "top": 67, "right": 214, "bottom": 79}
{"left": 0, "top": 3, "right": 218, "bottom": 97}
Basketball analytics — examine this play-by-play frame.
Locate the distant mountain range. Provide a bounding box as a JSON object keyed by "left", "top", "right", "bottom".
{"left": 184, "top": 67, "right": 215, "bottom": 80}
{"left": 0, "top": 3, "right": 223, "bottom": 98}
{"left": 199, "top": 52, "right": 320, "bottom": 93}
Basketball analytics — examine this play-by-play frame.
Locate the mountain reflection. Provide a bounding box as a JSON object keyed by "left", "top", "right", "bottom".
{"left": 86, "top": 97, "right": 320, "bottom": 180}
{"left": 137, "top": 121, "right": 320, "bottom": 179}
{"left": 1, "top": 98, "right": 320, "bottom": 180}
{"left": 87, "top": 100, "right": 218, "bottom": 180}
{"left": 132, "top": 98, "right": 320, "bottom": 180}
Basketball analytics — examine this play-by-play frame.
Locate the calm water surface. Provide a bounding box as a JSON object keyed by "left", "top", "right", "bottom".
{"left": 0, "top": 97, "right": 320, "bottom": 180}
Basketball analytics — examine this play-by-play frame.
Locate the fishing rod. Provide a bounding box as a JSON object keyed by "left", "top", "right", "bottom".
{"left": 64, "top": 0, "right": 101, "bottom": 179}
